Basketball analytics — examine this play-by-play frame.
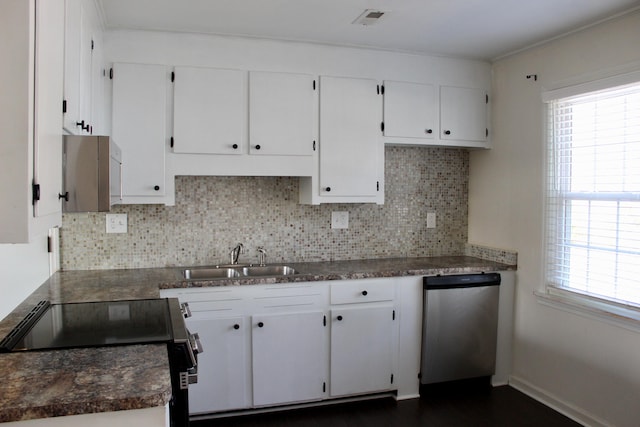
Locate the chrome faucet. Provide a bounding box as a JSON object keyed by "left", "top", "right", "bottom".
{"left": 229, "top": 243, "right": 245, "bottom": 265}
{"left": 257, "top": 247, "right": 267, "bottom": 267}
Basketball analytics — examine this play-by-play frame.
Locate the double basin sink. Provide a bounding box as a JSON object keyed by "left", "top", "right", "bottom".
{"left": 183, "top": 265, "right": 298, "bottom": 280}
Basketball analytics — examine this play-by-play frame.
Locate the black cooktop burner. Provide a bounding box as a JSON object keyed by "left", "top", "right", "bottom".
{"left": 0, "top": 299, "right": 174, "bottom": 352}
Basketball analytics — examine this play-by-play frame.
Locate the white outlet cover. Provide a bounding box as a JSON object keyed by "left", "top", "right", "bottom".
{"left": 331, "top": 211, "right": 349, "bottom": 229}
{"left": 426, "top": 212, "right": 436, "bottom": 229}
{"left": 106, "top": 213, "right": 128, "bottom": 233}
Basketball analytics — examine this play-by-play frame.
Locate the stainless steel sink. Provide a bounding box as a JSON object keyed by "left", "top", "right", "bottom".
{"left": 182, "top": 265, "right": 298, "bottom": 280}
{"left": 239, "top": 265, "right": 297, "bottom": 277}
{"left": 183, "top": 268, "right": 240, "bottom": 280}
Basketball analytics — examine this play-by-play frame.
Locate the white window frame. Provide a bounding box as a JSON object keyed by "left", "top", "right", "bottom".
{"left": 539, "top": 70, "right": 640, "bottom": 331}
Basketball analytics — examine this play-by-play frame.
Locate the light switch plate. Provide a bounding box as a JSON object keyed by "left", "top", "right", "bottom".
{"left": 427, "top": 212, "right": 436, "bottom": 229}
{"left": 106, "top": 213, "right": 127, "bottom": 233}
{"left": 331, "top": 211, "right": 349, "bottom": 229}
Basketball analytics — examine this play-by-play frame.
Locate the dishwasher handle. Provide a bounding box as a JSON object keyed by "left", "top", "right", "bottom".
{"left": 423, "top": 272, "right": 501, "bottom": 290}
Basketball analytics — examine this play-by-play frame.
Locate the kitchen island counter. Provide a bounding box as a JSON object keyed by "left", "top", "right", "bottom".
{"left": 0, "top": 255, "right": 515, "bottom": 423}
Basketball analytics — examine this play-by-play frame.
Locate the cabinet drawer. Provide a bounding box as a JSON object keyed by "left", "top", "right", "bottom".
{"left": 330, "top": 279, "right": 395, "bottom": 304}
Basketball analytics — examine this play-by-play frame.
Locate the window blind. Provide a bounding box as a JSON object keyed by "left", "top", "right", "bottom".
{"left": 546, "top": 81, "right": 640, "bottom": 307}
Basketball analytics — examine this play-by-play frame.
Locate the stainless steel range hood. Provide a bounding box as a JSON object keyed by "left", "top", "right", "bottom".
{"left": 62, "top": 135, "right": 122, "bottom": 212}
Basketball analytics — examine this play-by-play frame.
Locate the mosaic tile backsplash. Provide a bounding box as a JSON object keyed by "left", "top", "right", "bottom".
{"left": 60, "top": 147, "right": 470, "bottom": 270}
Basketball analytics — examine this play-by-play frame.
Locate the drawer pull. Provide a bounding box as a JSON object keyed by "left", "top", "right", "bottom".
{"left": 336, "top": 315, "right": 343, "bottom": 321}
{"left": 362, "top": 290, "right": 368, "bottom": 296}
{"left": 257, "top": 322, "right": 264, "bottom": 328}
{"left": 233, "top": 324, "right": 240, "bottom": 330}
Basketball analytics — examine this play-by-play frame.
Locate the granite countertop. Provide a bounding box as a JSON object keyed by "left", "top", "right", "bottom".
{"left": 0, "top": 256, "right": 515, "bottom": 423}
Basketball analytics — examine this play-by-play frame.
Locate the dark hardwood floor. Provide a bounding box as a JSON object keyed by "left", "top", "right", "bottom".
{"left": 191, "top": 381, "right": 583, "bottom": 427}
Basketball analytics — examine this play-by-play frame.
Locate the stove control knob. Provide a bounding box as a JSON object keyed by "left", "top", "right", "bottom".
{"left": 190, "top": 332, "right": 203, "bottom": 355}
{"left": 180, "top": 302, "right": 192, "bottom": 318}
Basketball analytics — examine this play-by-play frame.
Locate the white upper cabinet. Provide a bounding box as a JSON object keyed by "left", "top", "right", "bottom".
{"left": 112, "top": 63, "right": 167, "bottom": 199}
{"left": 249, "top": 71, "right": 316, "bottom": 156}
{"left": 301, "top": 76, "right": 382, "bottom": 204}
{"left": 34, "top": 0, "right": 65, "bottom": 220}
{"left": 63, "top": 0, "right": 103, "bottom": 135}
{"left": 173, "top": 66, "right": 246, "bottom": 155}
{"left": 383, "top": 81, "right": 489, "bottom": 148}
{"left": 440, "top": 85, "right": 488, "bottom": 144}
{"left": 0, "top": 0, "right": 64, "bottom": 243}
{"left": 383, "top": 81, "right": 436, "bottom": 139}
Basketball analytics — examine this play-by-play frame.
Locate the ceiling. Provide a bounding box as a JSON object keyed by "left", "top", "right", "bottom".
{"left": 98, "top": 0, "right": 640, "bottom": 60}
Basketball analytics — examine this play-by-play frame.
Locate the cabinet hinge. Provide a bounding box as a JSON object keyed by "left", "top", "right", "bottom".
{"left": 91, "top": 39, "right": 94, "bottom": 51}
{"left": 486, "top": 128, "right": 489, "bottom": 138}
{"left": 376, "top": 85, "right": 380, "bottom": 95}
{"left": 313, "top": 141, "right": 316, "bottom": 151}
{"left": 323, "top": 315, "right": 326, "bottom": 326}
{"left": 171, "top": 71, "right": 175, "bottom": 82}
{"left": 380, "top": 122, "right": 384, "bottom": 133}
{"left": 47, "top": 236, "right": 52, "bottom": 253}
{"left": 392, "top": 309, "right": 395, "bottom": 320}
{"left": 377, "top": 181, "right": 380, "bottom": 192}
{"left": 32, "top": 183, "right": 40, "bottom": 205}
{"left": 486, "top": 94, "right": 489, "bottom": 104}
{"left": 62, "top": 99, "right": 67, "bottom": 114}
{"left": 381, "top": 85, "right": 385, "bottom": 95}
{"left": 323, "top": 382, "right": 326, "bottom": 393}
{"left": 391, "top": 374, "right": 394, "bottom": 384}
{"left": 170, "top": 137, "right": 174, "bottom": 148}
{"left": 109, "top": 68, "right": 113, "bottom": 80}
{"left": 313, "top": 80, "right": 316, "bottom": 90}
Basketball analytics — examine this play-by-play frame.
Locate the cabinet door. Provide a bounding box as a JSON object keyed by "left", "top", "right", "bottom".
{"left": 112, "top": 63, "right": 166, "bottom": 197}
{"left": 440, "top": 86, "right": 488, "bottom": 142}
{"left": 63, "top": 0, "right": 81, "bottom": 133}
{"left": 33, "top": 0, "right": 64, "bottom": 219}
{"left": 330, "top": 305, "right": 394, "bottom": 397}
{"left": 173, "top": 66, "right": 245, "bottom": 155}
{"left": 77, "top": 0, "right": 93, "bottom": 134}
{"left": 186, "top": 316, "right": 248, "bottom": 414}
{"left": 319, "top": 76, "right": 381, "bottom": 197}
{"left": 252, "top": 311, "right": 327, "bottom": 406}
{"left": 383, "top": 81, "right": 436, "bottom": 139}
{"left": 249, "top": 71, "right": 315, "bottom": 156}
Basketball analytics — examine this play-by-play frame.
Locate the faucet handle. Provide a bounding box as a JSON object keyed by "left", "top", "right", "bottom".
{"left": 257, "top": 247, "right": 267, "bottom": 267}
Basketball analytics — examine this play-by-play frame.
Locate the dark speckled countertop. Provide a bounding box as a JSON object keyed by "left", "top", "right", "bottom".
{"left": 0, "top": 256, "right": 515, "bottom": 423}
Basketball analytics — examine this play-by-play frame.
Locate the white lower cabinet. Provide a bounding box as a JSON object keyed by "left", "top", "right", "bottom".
{"left": 252, "top": 311, "right": 327, "bottom": 406}
{"left": 186, "top": 316, "right": 248, "bottom": 414}
{"left": 329, "top": 305, "right": 395, "bottom": 397}
{"left": 161, "top": 278, "right": 399, "bottom": 415}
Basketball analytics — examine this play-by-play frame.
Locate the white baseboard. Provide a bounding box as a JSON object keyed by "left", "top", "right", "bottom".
{"left": 395, "top": 393, "right": 420, "bottom": 401}
{"left": 509, "top": 375, "right": 611, "bottom": 427}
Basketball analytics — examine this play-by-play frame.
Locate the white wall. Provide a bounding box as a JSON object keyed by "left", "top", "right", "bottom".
{"left": 469, "top": 10, "right": 640, "bottom": 427}
{"left": 0, "top": 233, "right": 51, "bottom": 320}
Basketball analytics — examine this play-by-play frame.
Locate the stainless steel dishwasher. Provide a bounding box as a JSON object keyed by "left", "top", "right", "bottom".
{"left": 420, "top": 273, "right": 501, "bottom": 385}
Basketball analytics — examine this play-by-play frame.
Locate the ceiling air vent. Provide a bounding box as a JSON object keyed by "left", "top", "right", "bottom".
{"left": 352, "top": 9, "right": 387, "bottom": 26}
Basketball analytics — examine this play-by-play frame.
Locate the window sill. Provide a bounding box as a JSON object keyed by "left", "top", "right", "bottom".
{"left": 535, "top": 287, "right": 640, "bottom": 333}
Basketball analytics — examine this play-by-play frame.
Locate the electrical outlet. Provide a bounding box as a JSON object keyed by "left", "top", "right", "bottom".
{"left": 331, "top": 211, "right": 349, "bottom": 229}
{"left": 106, "top": 213, "right": 127, "bottom": 233}
{"left": 427, "top": 212, "right": 436, "bottom": 229}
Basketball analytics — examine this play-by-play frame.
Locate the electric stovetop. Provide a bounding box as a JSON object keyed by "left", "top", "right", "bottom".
{"left": 0, "top": 299, "right": 175, "bottom": 352}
